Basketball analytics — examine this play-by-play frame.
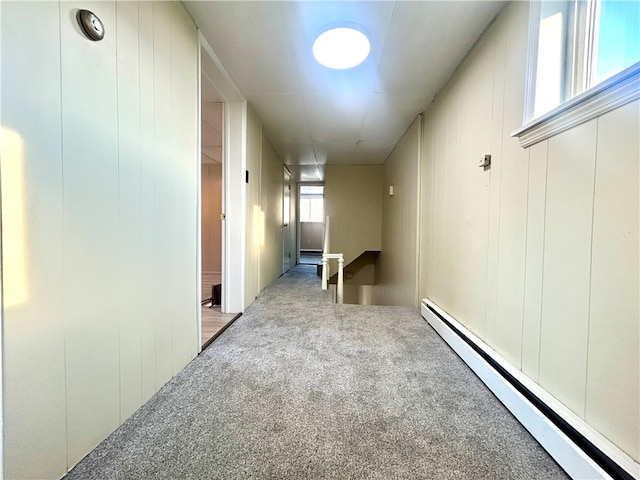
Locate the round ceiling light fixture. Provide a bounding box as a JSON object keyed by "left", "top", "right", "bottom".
{"left": 312, "top": 27, "right": 370, "bottom": 69}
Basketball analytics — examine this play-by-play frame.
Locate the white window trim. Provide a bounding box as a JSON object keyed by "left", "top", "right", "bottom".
{"left": 512, "top": 60, "right": 640, "bottom": 148}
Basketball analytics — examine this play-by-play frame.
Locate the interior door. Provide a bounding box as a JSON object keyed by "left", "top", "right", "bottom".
{"left": 283, "top": 167, "right": 292, "bottom": 273}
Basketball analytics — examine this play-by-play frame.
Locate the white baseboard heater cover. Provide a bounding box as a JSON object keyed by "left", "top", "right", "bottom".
{"left": 421, "top": 298, "right": 639, "bottom": 480}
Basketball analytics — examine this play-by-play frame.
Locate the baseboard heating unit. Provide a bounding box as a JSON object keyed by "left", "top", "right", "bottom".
{"left": 421, "top": 298, "right": 639, "bottom": 480}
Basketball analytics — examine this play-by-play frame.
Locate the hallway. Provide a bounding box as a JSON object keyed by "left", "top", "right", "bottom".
{"left": 63, "top": 265, "right": 566, "bottom": 479}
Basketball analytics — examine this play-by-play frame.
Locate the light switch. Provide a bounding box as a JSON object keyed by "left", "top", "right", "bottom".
{"left": 389, "top": 185, "right": 394, "bottom": 196}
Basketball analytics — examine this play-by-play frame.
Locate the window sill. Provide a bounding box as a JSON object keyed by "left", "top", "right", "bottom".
{"left": 512, "top": 62, "right": 640, "bottom": 148}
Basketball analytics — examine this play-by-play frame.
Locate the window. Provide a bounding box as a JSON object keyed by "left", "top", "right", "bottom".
{"left": 531, "top": 0, "right": 640, "bottom": 118}
{"left": 299, "top": 185, "right": 324, "bottom": 223}
{"left": 514, "top": 0, "right": 640, "bottom": 146}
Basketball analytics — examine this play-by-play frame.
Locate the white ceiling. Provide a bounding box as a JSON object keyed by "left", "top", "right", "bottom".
{"left": 185, "top": 1, "right": 505, "bottom": 180}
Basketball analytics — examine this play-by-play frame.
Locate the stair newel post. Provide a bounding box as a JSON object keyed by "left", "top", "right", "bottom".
{"left": 321, "top": 256, "right": 328, "bottom": 290}
{"left": 323, "top": 216, "right": 330, "bottom": 255}
{"left": 337, "top": 255, "right": 344, "bottom": 304}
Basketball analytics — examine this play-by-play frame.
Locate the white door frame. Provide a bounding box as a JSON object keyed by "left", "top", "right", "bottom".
{"left": 282, "top": 165, "right": 292, "bottom": 273}
{"left": 198, "top": 32, "right": 246, "bottom": 353}
{"left": 296, "top": 181, "right": 325, "bottom": 264}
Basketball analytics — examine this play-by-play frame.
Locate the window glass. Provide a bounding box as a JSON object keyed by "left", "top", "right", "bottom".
{"left": 300, "top": 185, "right": 324, "bottom": 195}
{"left": 593, "top": 0, "right": 640, "bottom": 83}
{"left": 300, "top": 185, "right": 324, "bottom": 222}
{"left": 300, "top": 197, "right": 324, "bottom": 222}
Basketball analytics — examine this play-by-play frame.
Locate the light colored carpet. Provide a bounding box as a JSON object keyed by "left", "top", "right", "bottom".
{"left": 64, "top": 265, "right": 567, "bottom": 479}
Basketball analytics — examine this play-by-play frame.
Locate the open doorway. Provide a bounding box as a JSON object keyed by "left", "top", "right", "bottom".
{"left": 199, "top": 41, "right": 240, "bottom": 349}
{"left": 298, "top": 184, "right": 324, "bottom": 265}
{"left": 283, "top": 166, "right": 293, "bottom": 273}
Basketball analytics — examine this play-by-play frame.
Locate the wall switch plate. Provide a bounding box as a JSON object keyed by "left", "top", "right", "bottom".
{"left": 389, "top": 185, "right": 394, "bottom": 196}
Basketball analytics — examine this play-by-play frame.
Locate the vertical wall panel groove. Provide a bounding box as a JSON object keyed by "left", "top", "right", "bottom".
{"left": 152, "top": 1, "right": 174, "bottom": 389}
{"left": 539, "top": 119, "right": 597, "bottom": 417}
{"left": 139, "top": 0, "right": 157, "bottom": 404}
{"left": 521, "top": 140, "right": 548, "bottom": 381}
{"left": 484, "top": 15, "right": 507, "bottom": 349}
{"left": 116, "top": 1, "right": 144, "bottom": 423}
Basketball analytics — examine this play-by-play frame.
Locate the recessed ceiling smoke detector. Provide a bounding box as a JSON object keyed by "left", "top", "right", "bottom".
{"left": 312, "top": 27, "right": 370, "bottom": 69}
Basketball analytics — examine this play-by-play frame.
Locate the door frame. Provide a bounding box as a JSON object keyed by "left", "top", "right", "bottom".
{"left": 282, "top": 165, "right": 292, "bottom": 273}
{"left": 296, "top": 181, "right": 325, "bottom": 266}
{"left": 197, "top": 32, "right": 246, "bottom": 352}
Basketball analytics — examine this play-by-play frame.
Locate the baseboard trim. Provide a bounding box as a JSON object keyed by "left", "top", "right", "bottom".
{"left": 421, "top": 298, "right": 639, "bottom": 480}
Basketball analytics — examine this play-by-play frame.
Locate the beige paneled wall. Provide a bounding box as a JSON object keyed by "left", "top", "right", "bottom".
{"left": 245, "top": 106, "right": 263, "bottom": 305}
{"left": 324, "top": 165, "right": 383, "bottom": 272}
{"left": 421, "top": 22, "right": 499, "bottom": 338}
{"left": 288, "top": 182, "right": 298, "bottom": 265}
{"left": 1, "top": 3, "right": 67, "bottom": 477}
{"left": 419, "top": 1, "right": 639, "bottom": 462}
{"left": 0, "top": 2, "right": 199, "bottom": 478}
{"left": 375, "top": 118, "right": 421, "bottom": 307}
{"left": 244, "top": 107, "right": 285, "bottom": 304}
{"left": 60, "top": 1, "right": 120, "bottom": 466}
{"left": 202, "top": 164, "right": 222, "bottom": 272}
{"left": 300, "top": 222, "right": 324, "bottom": 250}
{"left": 260, "top": 139, "right": 284, "bottom": 290}
{"left": 539, "top": 121, "right": 598, "bottom": 413}
{"left": 585, "top": 101, "right": 639, "bottom": 457}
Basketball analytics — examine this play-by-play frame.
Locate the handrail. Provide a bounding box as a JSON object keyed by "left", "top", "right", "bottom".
{"left": 321, "top": 216, "right": 344, "bottom": 304}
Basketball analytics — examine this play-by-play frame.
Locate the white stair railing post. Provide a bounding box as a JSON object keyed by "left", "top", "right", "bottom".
{"left": 337, "top": 256, "right": 344, "bottom": 304}
{"left": 322, "top": 216, "right": 330, "bottom": 291}
{"left": 323, "top": 216, "right": 330, "bottom": 254}
{"left": 321, "top": 216, "right": 344, "bottom": 303}
{"left": 321, "top": 257, "right": 328, "bottom": 290}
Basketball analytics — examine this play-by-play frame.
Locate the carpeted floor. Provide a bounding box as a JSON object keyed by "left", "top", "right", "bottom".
{"left": 64, "top": 265, "right": 567, "bottom": 479}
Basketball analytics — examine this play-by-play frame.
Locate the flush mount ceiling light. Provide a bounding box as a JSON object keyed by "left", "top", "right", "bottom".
{"left": 312, "top": 27, "right": 370, "bottom": 69}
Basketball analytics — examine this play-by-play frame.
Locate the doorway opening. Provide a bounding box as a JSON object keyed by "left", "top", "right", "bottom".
{"left": 283, "top": 166, "right": 293, "bottom": 274}
{"left": 298, "top": 184, "right": 325, "bottom": 266}
{"left": 199, "top": 38, "right": 240, "bottom": 350}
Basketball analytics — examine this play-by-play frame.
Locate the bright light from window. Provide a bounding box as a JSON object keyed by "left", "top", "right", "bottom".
{"left": 312, "top": 27, "right": 371, "bottom": 69}
{"left": 534, "top": 11, "right": 564, "bottom": 117}
{"left": 300, "top": 185, "right": 324, "bottom": 195}
{"left": 300, "top": 197, "right": 324, "bottom": 222}
{"left": 1, "top": 127, "right": 28, "bottom": 307}
{"left": 300, "top": 185, "right": 324, "bottom": 222}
